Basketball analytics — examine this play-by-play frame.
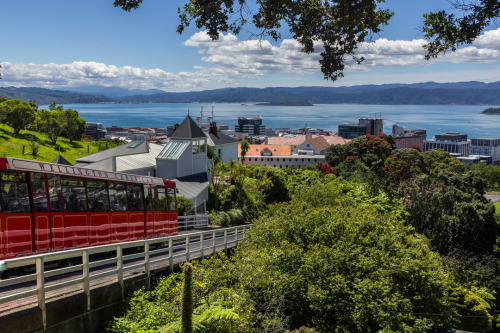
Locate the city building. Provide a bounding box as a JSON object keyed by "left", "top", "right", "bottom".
{"left": 424, "top": 132, "right": 470, "bottom": 157}
{"left": 86, "top": 122, "right": 106, "bottom": 139}
{"left": 235, "top": 116, "right": 266, "bottom": 136}
{"left": 359, "top": 118, "right": 384, "bottom": 136}
{"left": 392, "top": 125, "right": 427, "bottom": 150}
{"left": 338, "top": 124, "right": 367, "bottom": 139}
{"left": 470, "top": 138, "right": 500, "bottom": 165}
{"left": 240, "top": 144, "right": 325, "bottom": 168}
{"left": 338, "top": 118, "right": 383, "bottom": 139}
{"left": 268, "top": 134, "right": 349, "bottom": 154}
{"left": 206, "top": 122, "right": 239, "bottom": 163}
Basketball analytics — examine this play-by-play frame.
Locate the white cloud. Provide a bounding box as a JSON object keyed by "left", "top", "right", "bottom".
{"left": 3, "top": 28, "right": 500, "bottom": 90}
{"left": 474, "top": 27, "right": 500, "bottom": 49}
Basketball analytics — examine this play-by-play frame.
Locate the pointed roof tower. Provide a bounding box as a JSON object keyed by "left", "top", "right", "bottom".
{"left": 52, "top": 153, "right": 72, "bottom": 166}
{"left": 170, "top": 115, "right": 206, "bottom": 139}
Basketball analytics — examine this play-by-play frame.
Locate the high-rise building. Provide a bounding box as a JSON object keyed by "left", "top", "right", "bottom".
{"left": 338, "top": 118, "right": 384, "bottom": 139}
{"left": 359, "top": 118, "right": 383, "bottom": 136}
{"left": 235, "top": 116, "right": 266, "bottom": 136}
{"left": 85, "top": 122, "right": 106, "bottom": 139}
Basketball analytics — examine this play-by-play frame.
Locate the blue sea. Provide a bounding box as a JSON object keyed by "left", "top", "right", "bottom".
{"left": 53, "top": 103, "right": 500, "bottom": 139}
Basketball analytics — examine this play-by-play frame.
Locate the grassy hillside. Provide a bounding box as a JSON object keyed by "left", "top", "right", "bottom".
{"left": 0, "top": 123, "right": 118, "bottom": 164}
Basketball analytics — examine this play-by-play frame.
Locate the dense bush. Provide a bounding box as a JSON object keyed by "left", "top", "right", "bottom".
{"left": 210, "top": 209, "right": 245, "bottom": 226}
{"left": 109, "top": 180, "right": 494, "bottom": 332}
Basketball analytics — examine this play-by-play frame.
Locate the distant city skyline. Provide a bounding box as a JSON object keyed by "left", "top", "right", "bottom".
{"left": 2, "top": 0, "right": 500, "bottom": 92}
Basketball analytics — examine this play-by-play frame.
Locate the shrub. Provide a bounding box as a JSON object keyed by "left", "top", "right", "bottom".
{"left": 227, "top": 209, "right": 245, "bottom": 224}
{"left": 210, "top": 211, "right": 230, "bottom": 227}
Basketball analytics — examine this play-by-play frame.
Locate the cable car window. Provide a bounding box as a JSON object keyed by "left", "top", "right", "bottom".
{"left": 47, "top": 174, "right": 63, "bottom": 212}
{"left": 87, "top": 180, "right": 110, "bottom": 212}
{"left": 61, "top": 176, "right": 87, "bottom": 212}
{"left": 154, "top": 186, "right": 168, "bottom": 211}
{"left": 144, "top": 185, "right": 153, "bottom": 211}
{"left": 166, "top": 187, "right": 176, "bottom": 211}
{"left": 0, "top": 171, "right": 31, "bottom": 213}
{"left": 126, "top": 184, "right": 144, "bottom": 211}
{"left": 109, "top": 181, "right": 127, "bottom": 211}
{"left": 31, "top": 173, "right": 49, "bottom": 212}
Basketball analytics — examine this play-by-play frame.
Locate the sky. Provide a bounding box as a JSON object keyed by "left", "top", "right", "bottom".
{"left": 1, "top": 0, "right": 500, "bottom": 92}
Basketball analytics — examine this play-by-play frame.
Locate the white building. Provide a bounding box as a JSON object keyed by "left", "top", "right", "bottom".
{"left": 424, "top": 132, "right": 470, "bottom": 157}
{"left": 240, "top": 144, "right": 325, "bottom": 168}
{"left": 202, "top": 122, "right": 239, "bottom": 163}
{"left": 470, "top": 138, "right": 500, "bottom": 165}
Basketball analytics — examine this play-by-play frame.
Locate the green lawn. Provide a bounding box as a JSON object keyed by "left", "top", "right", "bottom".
{"left": 495, "top": 201, "right": 500, "bottom": 213}
{"left": 0, "top": 123, "right": 118, "bottom": 164}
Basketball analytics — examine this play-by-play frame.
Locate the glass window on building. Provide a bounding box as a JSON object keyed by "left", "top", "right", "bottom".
{"left": 192, "top": 139, "right": 206, "bottom": 154}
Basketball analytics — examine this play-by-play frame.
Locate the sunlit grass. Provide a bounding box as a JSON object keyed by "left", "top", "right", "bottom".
{"left": 0, "top": 123, "right": 118, "bottom": 164}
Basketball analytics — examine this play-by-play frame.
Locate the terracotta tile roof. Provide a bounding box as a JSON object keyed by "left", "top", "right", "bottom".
{"left": 268, "top": 135, "right": 306, "bottom": 146}
{"left": 309, "top": 136, "right": 330, "bottom": 151}
{"left": 322, "top": 136, "right": 350, "bottom": 145}
{"left": 239, "top": 144, "right": 292, "bottom": 156}
{"left": 269, "top": 135, "right": 350, "bottom": 147}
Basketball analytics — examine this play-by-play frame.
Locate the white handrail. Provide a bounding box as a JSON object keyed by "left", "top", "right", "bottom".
{"left": 0, "top": 225, "right": 251, "bottom": 330}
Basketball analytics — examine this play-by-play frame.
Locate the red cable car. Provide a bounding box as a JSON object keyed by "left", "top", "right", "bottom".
{"left": 0, "top": 157, "right": 178, "bottom": 260}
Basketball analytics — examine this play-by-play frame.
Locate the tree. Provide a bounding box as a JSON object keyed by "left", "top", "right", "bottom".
{"left": 0, "top": 99, "right": 36, "bottom": 134}
{"left": 239, "top": 139, "right": 249, "bottom": 164}
{"left": 423, "top": 1, "right": 500, "bottom": 59}
{"left": 61, "top": 109, "right": 87, "bottom": 143}
{"left": 35, "top": 109, "right": 63, "bottom": 145}
{"left": 400, "top": 169, "right": 498, "bottom": 256}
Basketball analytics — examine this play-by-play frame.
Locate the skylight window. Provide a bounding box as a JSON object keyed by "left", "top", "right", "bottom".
{"left": 129, "top": 140, "right": 142, "bottom": 148}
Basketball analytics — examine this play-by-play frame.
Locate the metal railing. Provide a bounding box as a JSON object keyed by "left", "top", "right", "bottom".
{"left": 178, "top": 214, "right": 209, "bottom": 229}
{"left": 0, "top": 225, "right": 251, "bottom": 329}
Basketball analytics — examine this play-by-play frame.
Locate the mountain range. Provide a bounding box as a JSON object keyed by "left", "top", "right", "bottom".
{"left": 2, "top": 81, "right": 500, "bottom": 106}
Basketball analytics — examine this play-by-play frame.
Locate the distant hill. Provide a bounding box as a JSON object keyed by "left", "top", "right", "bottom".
{"left": 60, "top": 85, "right": 166, "bottom": 98}
{"left": 117, "top": 86, "right": 500, "bottom": 105}
{"left": 3, "top": 82, "right": 500, "bottom": 105}
{"left": 0, "top": 87, "right": 113, "bottom": 105}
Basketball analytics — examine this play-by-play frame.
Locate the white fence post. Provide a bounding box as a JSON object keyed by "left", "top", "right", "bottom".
{"left": 117, "top": 245, "right": 124, "bottom": 299}
{"left": 224, "top": 229, "right": 228, "bottom": 252}
{"left": 82, "top": 250, "right": 91, "bottom": 311}
{"left": 36, "top": 257, "right": 46, "bottom": 330}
